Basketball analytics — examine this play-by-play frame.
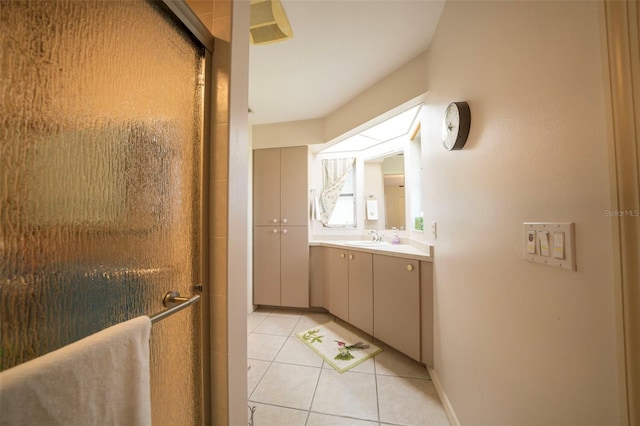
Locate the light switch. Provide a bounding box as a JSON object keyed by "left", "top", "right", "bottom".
{"left": 553, "top": 232, "right": 565, "bottom": 259}
{"left": 526, "top": 230, "right": 536, "bottom": 254}
{"left": 539, "top": 231, "right": 550, "bottom": 257}
{"left": 523, "top": 222, "right": 576, "bottom": 271}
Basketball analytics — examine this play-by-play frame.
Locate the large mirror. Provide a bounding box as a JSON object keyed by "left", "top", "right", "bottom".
{"left": 363, "top": 152, "right": 405, "bottom": 230}
{"left": 316, "top": 103, "right": 422, "bottom": 232}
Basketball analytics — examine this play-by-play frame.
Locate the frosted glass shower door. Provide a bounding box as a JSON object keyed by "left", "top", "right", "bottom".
{"left": 1, "top": 1, "right": 209, "bottom": 424}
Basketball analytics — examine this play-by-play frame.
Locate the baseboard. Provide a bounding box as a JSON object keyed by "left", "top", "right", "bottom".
{"left": 251, "top": 304, "right": 329, "bottom": 314}
{"left": 427, "top": 366, "right": 460, "bottom": 426}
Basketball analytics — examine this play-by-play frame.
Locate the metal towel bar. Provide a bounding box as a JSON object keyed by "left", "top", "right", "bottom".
{"left": 150, "top": 291, "right": 201, "bottom": 324}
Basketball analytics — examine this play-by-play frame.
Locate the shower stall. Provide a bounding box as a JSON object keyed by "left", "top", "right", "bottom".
{"left": 0, "top": 1, "right": 213, "bottom": 423}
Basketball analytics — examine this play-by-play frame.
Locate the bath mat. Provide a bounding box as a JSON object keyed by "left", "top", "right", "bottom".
{"left": 296, "top": 321, "right": 382, "bottom": 373}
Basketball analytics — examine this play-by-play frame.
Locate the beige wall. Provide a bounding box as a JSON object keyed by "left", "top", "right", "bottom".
{"left": 186, "top": 0, "right": 249, "bottom": 424}
{"left": 252, "top": 118, "right": 325, "bottom": 149}
{"left": 227, "top": 1, "right": 250, "bottom": 425}
{"left": 209, "top": 35, "right": 232, "bottom": 424}
{"left": 422, "top": 1, "right": 619, "bottom": 424}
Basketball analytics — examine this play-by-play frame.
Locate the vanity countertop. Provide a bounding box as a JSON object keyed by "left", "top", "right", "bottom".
{"left": 309, "top": 240, "right": 433, "bottom": 262}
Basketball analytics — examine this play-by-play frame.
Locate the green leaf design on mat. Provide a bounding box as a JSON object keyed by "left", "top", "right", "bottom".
{"left": 335, "top": 350, "right": 355, "bottom": 361}
{"left": 302, "top": 328, "right": 324, "bottom": 344}
{"left": 334, "top": 340, "right": 364, "bottom": 361}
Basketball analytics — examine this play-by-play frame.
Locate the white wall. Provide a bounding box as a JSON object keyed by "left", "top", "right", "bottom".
{"left": 422, "top": 1, "right": 619, "bottom": 424}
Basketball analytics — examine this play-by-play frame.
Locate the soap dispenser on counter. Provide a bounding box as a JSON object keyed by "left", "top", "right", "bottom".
{"left": 391, "top": 227, "right": 401, "bottom": 245}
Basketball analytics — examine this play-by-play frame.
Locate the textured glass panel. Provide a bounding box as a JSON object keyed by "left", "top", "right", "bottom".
{"left": 0, "top": 1, "right": 205, "bottom": 424}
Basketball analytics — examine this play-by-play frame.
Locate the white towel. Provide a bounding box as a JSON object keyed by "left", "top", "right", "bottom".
{"left": 0, "top": 316, "right": 152, "bottom": 426}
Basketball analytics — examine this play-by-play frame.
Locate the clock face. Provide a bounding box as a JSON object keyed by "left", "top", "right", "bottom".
{"left": 441, "top": 102, "right": 471, "bottom": 150}
{"left": 442, "top": 103, "right": 460, "bottom": 150}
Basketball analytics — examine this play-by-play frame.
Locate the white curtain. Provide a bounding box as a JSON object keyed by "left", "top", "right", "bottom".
{"left": 320, "top": 158, "right": 355, "bottom": 226}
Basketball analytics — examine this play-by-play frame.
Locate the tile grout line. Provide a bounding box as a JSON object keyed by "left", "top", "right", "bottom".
{"left": 292, "top": 313, "right": 319, "bottom": 426}
{"left": 374, "top": 355, "right": 382, "bottom": 425}
{"left": 246, "top": 400, "right": 310, "bottom": 418}
{"left": 304, "top": 358, "right": 325, "bottom": 426}
{"left": 247, "top": 334, "right": 324, "bottom": 422}
{"left": 247, "top": 357, "right": 275, "bottom": 402}
{"left": 245, "top": 315, "right": 259, "bottom": 404}
{"left": 247, "top": 312, "right": 297, "bottom": 416}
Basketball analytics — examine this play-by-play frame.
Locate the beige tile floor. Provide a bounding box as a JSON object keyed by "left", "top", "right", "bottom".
{"left": 247, "top": 308, "right": 451, "bottom": 426}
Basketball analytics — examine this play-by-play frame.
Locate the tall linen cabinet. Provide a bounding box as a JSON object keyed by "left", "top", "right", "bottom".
{"left": 253, "top": 146, "right": 309, "bottom": 307}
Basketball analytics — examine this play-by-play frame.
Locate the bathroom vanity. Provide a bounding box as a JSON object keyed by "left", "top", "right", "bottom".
{"left": 308, "top": 241, "right": 433, "bottom": 366}
{"left": 252, "top": 138, "right": 434, "bottom": 365}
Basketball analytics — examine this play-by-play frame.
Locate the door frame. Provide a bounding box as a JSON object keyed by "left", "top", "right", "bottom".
{"left": 162, "top": 0, "right": 214, "bottom": 53}
{"left": 600, "top": 1, "right": 640, "bottom": 424}
{"left": 159, "top": 2, "right": 213, "bottom": 424}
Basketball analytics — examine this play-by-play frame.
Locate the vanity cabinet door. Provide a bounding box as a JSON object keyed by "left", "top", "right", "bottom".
{"left": 421, "top": 261, "right": 434, "bottom": 367}
{"left": 253, "top": 226, "right": 309, "bottom": 307}
{"left": 253, "top": 226, "right": 281, "bottom": 306}
{"left": 373, "top": 254, "right": 420, "bottom": 361}
{"left": 280, "top": 226, "right": 309, "bottom": 308}
{"left": 253, "top": 146, "right": 307, "bottom": 227}
{"left": 325, "top": 247, "right": 349, "bottom": 321}
{"left": 309, "top": 246, "right": 325, "bottom": 307}
{"left": 280, "top": 146, "right": 308, "bottom": 226}
{"left": 253, "top": 148, "right": 281, "bottom": 227}
{"left": 253, "top": 146, "right": 309, "bottom": 308}
{"left": 348, "top": 251, "right": 373, "bottom": 335}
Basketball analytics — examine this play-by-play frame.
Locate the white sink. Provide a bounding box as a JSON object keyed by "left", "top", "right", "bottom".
{"left": 345, "top": 240, "right": 389, "bottom": 247}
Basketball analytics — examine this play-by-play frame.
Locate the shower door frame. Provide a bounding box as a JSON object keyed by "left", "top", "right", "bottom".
{"left": 159, "top": 1, "right": 214, "bottom": 424}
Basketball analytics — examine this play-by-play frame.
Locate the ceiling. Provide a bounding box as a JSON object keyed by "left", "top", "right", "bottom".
{"left": 248, "top": 0, "right": 445, "bottom": 126}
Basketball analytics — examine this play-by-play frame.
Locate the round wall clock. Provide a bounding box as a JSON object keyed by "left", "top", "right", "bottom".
{"left": 441, "top": 101, "right": 471, "bottom": 150}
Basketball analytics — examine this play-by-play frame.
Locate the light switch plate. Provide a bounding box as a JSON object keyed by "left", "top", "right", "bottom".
{"left": 523, "top": 222, "right": 576, "bottom": 271}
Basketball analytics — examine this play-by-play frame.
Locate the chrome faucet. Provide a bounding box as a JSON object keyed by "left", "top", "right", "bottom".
{"left": 368, "top": 229, "right": 383, "bottom": 242}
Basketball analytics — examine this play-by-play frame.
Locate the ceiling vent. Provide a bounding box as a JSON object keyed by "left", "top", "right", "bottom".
{"left": 250, "top": 0, "right": 293, "bottom": 45}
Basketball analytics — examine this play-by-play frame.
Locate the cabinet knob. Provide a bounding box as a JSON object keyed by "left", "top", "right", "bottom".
{"left": 282, "top": 229, "right": 288, "bottom": 234}
{"left": 272, "top": 218, "right": 278, "bottom": 224}
{"left": 282, "top": 218, "right": 288, "bottom": 224}
{"left": 406, "top": 264, "right": 414, "bottom": 272}
{"left": 340, "top": 253, "right": 345, "bottom": 259}
{"left": 348, "top": 254, "right": 354, "bottom": 260}
{"left": 272, "top": 229, "right": 278, "bottom": 234}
